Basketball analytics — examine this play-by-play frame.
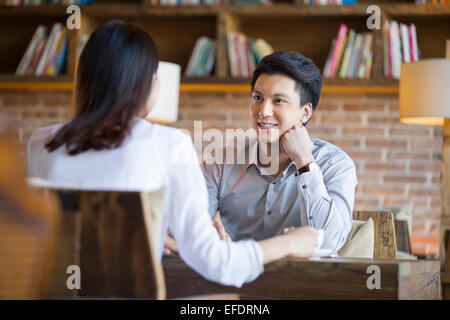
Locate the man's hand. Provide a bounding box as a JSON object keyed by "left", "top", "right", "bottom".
{"left": 280, "top": 124, "right": 315, "bottom": 169}
{"left": 213, "top": 214, "right": 232, "bottom": 241}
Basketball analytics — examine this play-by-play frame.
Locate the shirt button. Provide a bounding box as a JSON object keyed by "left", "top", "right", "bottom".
{"left": 302, "top": 185, "right": 307, "bottom": 189}
{"left": 309, "top": 215, "right": 313, "bottom": 220}
{"left": 272, "top": 181, "right": 276, "bottom": 185}
{"left": 295, "top": 172, "right": 299, "bottom": 177}
{"left": 267, "top": 210, "right": 272, "bottom": 215}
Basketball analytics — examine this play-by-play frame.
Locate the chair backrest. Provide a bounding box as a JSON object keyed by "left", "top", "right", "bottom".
{"left": 353, "top": 210, "right": 397, "bottom": 259}
{"left": 33, "top": 186, "right": 166, "bottom": 299}
{"left": 0, "top": 135, "right": 59, "bottom": 299}
{"left": 394, "top": 220, "right": 412, "bottom": 254}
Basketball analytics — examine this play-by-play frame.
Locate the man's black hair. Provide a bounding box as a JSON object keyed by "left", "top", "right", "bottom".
{"left": 251, "top": 51, "right": 322, "bottom": 125}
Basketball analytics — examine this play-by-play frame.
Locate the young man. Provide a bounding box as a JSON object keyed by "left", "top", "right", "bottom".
{"left": 201, "top": 51, "right": 358, "bottom": 252}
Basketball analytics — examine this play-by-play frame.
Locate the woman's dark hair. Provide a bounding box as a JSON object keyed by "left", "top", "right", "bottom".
{"left": 45, "top": 20, "right": 159, "bottom": 155}
{"left": 251, "top": 51, "right": 322, "bottom": 125}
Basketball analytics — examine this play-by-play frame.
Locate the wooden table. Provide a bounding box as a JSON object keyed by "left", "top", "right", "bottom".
{"left": 163, "top": 256, "right": 441, "bottom": 300}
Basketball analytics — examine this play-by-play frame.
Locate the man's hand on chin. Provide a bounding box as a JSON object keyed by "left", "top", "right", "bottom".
{"left": 280, "top": 124, "right": 315, "bottom": 169}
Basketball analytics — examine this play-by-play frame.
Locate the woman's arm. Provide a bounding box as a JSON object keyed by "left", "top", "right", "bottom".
{"left": 258, "top": 226, "right": 319, "bottom": 264}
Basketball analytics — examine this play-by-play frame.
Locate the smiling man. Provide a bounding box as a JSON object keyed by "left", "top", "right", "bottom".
{"left": 202, "top": 51, "right": 358, "bottom": 252}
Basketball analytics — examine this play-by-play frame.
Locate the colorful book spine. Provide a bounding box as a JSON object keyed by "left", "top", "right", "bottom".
{"left": 339, "top": 29, "right": 355, "bottom": 79}
{"left": 327, "top": 24, "right": 348, "bottom": 78}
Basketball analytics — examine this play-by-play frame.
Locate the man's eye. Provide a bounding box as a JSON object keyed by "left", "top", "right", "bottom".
{"left": 252, "top": 96, "right": 262, "bottom": 102}
{"left": 274, "top": 98, "right": 286, "bottom": 104}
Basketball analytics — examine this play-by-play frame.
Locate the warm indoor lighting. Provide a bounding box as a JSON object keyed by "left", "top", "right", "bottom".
{"left": 399, "top": 59, "right": 450, "bottom": 126}
{"left": 146, "top": 61, "right": 181, "bottom": 124}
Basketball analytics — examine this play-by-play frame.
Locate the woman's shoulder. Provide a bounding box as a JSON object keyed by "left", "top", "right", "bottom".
{"left": 134, "top": 119, "right": 193, "bottom": 147}
{"left": 28, "top": 123, "right": 65, "bottom": 146}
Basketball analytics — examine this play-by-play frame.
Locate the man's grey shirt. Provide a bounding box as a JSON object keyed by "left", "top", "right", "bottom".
{"left": 201, "top": 138, "right": 358, "bottom": 252}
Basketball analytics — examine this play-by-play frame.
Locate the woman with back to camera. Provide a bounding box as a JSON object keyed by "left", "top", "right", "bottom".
{"left": 27, "top": 21, "right": 320, "bottom": 287}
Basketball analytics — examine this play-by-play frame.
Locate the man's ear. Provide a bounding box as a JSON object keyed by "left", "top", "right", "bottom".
{"left": 301, "top": 102, "right": 313, "bottom": 125}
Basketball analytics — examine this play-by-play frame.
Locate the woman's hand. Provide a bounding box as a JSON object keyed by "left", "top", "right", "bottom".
{"left": 213, "top": 214, "right": 232, "bottom": 242}
{"left": 163, "top": 234, "right": 179, "bottom": 256}
{"left": 283, "top": 226, "right": 319, "bottom": 258}
{"left": 258, "top": 226, "right": 320, "bottom": 264}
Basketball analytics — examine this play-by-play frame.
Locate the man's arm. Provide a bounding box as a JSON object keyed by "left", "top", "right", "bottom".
{"left": 296, "top": 154, "right": 357, "bottom": 251}
{"left": 201, "top": 162, "right": 222, "bottom": 219}
{"left": 281, "top": 124, "right": 356, "bottom": 252}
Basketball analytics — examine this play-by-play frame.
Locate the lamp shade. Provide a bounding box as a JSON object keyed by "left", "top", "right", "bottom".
{"left": 147, "top": 61, "right": 181, "bottom": 123}
{"left": 399, "top": 59, "right": 450, "bottom": 126}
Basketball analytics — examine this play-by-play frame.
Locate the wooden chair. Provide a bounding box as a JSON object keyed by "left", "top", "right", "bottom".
{"left": 442, "top": 228, "right": 450, "bottom": 300}
{"left": 32, "top": 185, "right": 238, "bottom": 300}
{"left": 353, "top": 210, "right": 397, "bottom": 260}
{"left": 33, "top": 187, "right": 167, "bottom": 299}
{"left": 0, "top": 135, "right": 59, "bottom": 299}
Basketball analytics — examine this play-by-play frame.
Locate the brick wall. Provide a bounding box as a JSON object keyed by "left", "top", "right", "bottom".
{"left": 0, "top": 89, "right": 442, "bottom": 257}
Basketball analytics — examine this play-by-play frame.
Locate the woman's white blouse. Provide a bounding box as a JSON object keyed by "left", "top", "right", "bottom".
{"left": 27, "top": 118, "right": 264, "bottom": 287}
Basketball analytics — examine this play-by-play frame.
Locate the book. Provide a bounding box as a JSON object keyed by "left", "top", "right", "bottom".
{"left": 35, "top": 23, "right": 62, "bottom": 75}
{"left": 15, "top": 25, "right": 47, "bottom": 76}
{"left": 253, "top": 38, "right": 274, "bottom": 60}
{"left": 382, "top": 21, "right": 389, "bottom": 78}
{"left": 323, "top": 38, "right": 336, "bottom": 77}
{"left": 400, "top": 23, "right": 411, "bottom": 63}
{"left": 346, "top": 33, "right": 361, "bottom": 78}
{"left": 47, "top": 28, "right": 68, "bottom": 75}
{"left": 352, "top": 32, "right": 365, "bottom": 78}
{"left": 390, "top": 20, "right": 401, "bottom": 79}
{"left": 328, "top": 24, "right": 348, "bottom": 78}
{"left": 339, "top": 29, "right": 355, "bottom": 78}
{"left": 203, "top": 40, "right": 216, "bottom": 76}
{"left": 227, "top": 32, "right": 238, "bottom": 77}
{"left": 410, "top": 23, "right": 419, "bottom": 62}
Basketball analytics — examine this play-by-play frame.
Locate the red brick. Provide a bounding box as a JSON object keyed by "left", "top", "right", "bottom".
{"left": 409, "top": 187, "right": 441, "bottom": 197}
{"left": 364, "top": 162, "right": 406, "bottom": 171}
{"left": 343, "top": 103, "right": 385, "bottom": 112}
{"left": 327, "top": 138, "right": 361, "bottom": 147}
{"left": 366, "top": 139, "right": 407, "bottom": 148}
{"left": 362, "top": 185, "right": 405, "bottom": 195}
{"left": 347, "top": 151, "right": 383, "bottom": 160}
{"left": 410, "top": 163, "right": 442, "bottom": 172}
{"left": 383, "top": 175, "right": 427, "bottom": 184}
{"left": 389, "top": 127, "right": 430, "bottom": 137}
{"left": 354, "top": 198, "right": 381, "bottom": 209}
{"left": 307, "top": 126, "right": 338, "bottom": 137}
{"left": 412, "top": 140, "right": 443, "bottom": 149}
{"left": 342, "top": 126, "right": 384, "bottom": 136}
{"left": 367, "top": 115, "right": 400, "bottom": 124}
{"left": 386, "top": 150, "right": 430, "bottom": 161}
{"left": 316, "top": 102, "right": 339, "bottom": 111}
{"left": 322, "top": 114, "right": 362, "bottom": 124}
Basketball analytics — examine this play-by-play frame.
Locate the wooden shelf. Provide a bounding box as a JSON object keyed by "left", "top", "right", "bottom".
{"left": 0, "top": 75, "right": 398, "bottom": 94}
{"left": 0, "top": 2, "right": 447, "bottom": 86}
{"left": 0, "top": 3, "right": 449, "bottom": 18}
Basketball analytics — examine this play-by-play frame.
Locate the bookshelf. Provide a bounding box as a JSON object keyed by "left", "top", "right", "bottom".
{"left": 0, "top": 1, "right": 448, "bottom": 91}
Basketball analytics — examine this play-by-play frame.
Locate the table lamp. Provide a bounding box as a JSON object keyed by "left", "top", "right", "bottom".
{"left": 399, "top": 57, "right": 450, "bottom": 265}
{"left": 146, "top": 61, "right": 181, "bottom": 123}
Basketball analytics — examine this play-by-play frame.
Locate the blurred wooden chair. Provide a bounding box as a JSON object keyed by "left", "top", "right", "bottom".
{"left": 442, "top": 228, "right": 450, "bottom": 300}
{"left": 32, "top": 187, "right": 167, "bottom": 299}
{"left": 353, "top": 210, "right": 397, "bottom": 259}
{"left": 0, "top": 135, "right": 59, "bottom": 299}
{"left": 32, "top": 185, "right": 238, "bottom": 300}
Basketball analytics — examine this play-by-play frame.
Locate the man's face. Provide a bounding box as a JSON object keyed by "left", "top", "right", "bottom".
{"left": 250, "top": 73, "right": 306, "bottom": 144}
